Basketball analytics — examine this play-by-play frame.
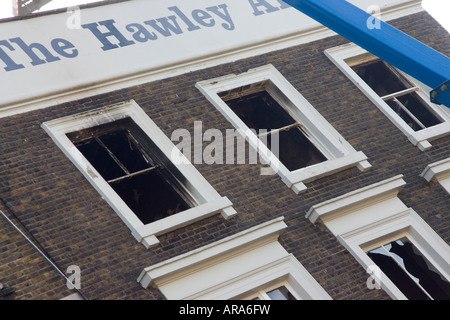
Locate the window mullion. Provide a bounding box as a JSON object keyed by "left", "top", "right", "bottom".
{"left": 95, "top": 137, "right": 131, "bottom": 175}
{"left": 125, "top": 130, "right": 158, "bottom": 168}
{"left": 124, "top": 130, "right": 196, "bottom": 207}
{"left": 391, "top": 98, "right": 427, "bottom": 130}
{"left": 107, "top": 165, "right": 160, "bottom": 184}
{"left": 258, "top": 122, "right": 300, "bottom": 138}
{"left": 381, "top": 87, "right": 418, "bottom": 101}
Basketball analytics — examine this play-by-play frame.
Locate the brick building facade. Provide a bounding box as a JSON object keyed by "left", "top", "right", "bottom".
{"left": 1, "top": 0, "right": 449, "bottom": 300}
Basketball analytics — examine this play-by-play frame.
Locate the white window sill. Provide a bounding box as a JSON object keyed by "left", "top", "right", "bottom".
{"left": 282, "top": 151, "right": 371, "bottom": 193}
{"left": 408, "top": 122, "right": 450, "bottom": 151}
{"left": 132, "top": 196, "right": 236, "bottom": 248}
{"left": 421, "top": 157, "right": 450, "bottom": 194}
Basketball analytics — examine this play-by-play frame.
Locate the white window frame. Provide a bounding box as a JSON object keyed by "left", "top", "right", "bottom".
{"left": 238, "top": 280, "right": 296, "bottom": 300}
{"left": 196, "top": 64, "right": 371, "bottom": 194}
{"left": 306, "top": 175, "right": 450, "bottom": 300}
{"left": 325, "top": 43, "right": 450, "bottom": 151}
{"left": 42, "top": 100, "right": 236, "bottom": 249}
{"left": 421, "top": 157, "right": 450, "bottom": 194}
{"left": 137, "top": 217, "right": 332, "bottom": 300}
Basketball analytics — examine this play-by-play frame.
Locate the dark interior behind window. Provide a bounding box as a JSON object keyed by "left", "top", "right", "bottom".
{"left": 223, "top": 90, "right": 327, "bottom": 171}
{"left": 367, "top": 238, "right": 450, "bottom": 300}
{"left": 68, "top": 118, "right": 194, "bottom": 224}
{"left": 352, "top": 60, "right": 442, "bottom": 131}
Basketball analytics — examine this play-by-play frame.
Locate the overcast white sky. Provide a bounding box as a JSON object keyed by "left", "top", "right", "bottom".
{"left": 0, "top": 0, "right": 448, "bottom": 32}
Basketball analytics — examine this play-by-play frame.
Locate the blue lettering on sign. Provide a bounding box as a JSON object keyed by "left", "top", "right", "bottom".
{"left": 0, "top": 2, "right": 290, "bottom": 72}
{"left": 81, "top": 4, "right": 235, "bottom": 51}
{"left": 0, "top": 37, "right": 78, "bottom": 71}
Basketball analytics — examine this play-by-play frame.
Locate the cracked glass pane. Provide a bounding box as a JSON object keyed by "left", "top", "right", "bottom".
{"left": 368, "top": 238, "right": 450, "bottom": 300}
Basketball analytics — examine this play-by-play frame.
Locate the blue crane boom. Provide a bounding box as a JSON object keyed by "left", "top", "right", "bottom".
{"left": 283, "top": 0, "right": 450, "bottom": 108}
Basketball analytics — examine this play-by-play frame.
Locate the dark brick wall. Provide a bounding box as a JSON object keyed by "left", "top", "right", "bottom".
{"left": 0, "top": 202, "right": 74, "bottom": 300}
{"left": 0, "top": 10, "right": 449, "bottom": 300}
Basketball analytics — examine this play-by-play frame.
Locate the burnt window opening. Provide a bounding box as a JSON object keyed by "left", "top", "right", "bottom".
{"left": 220, "top": 89, "right": 327, "bottom": 171}
{"left": 351, "top": 59, "right": 442, "bottom": 131}
{"left": 67, "top": 118, "right": 195, "bottom": 225}
{"left": 367, "top": 238, "right": 450, "bottom": 300}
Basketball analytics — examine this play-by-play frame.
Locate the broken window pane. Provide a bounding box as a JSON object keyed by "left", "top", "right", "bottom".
{"left": 352, "top": 60, "right": 442, "bottom": 131}
{"left": 223, "top": 90, "right": 327, "bottom": 171}
{"left": 367, "top": 238, "right": 450, "bottom": 300}
{"left": 68, "top": 118, "right": 194, "bottom": 225}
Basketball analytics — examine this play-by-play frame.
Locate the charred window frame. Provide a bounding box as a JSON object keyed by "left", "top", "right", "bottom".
{"left": 196, "top": 64, "right": 371, "bottom": 194}
{"left": 67, "top": 118, "right": 196, "bottom": 225}
{"left": 325, "top": 44, "right": 450, "bottom": 151}
{"left": 42, "top": 100, "right": 236, "bottom": 249}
